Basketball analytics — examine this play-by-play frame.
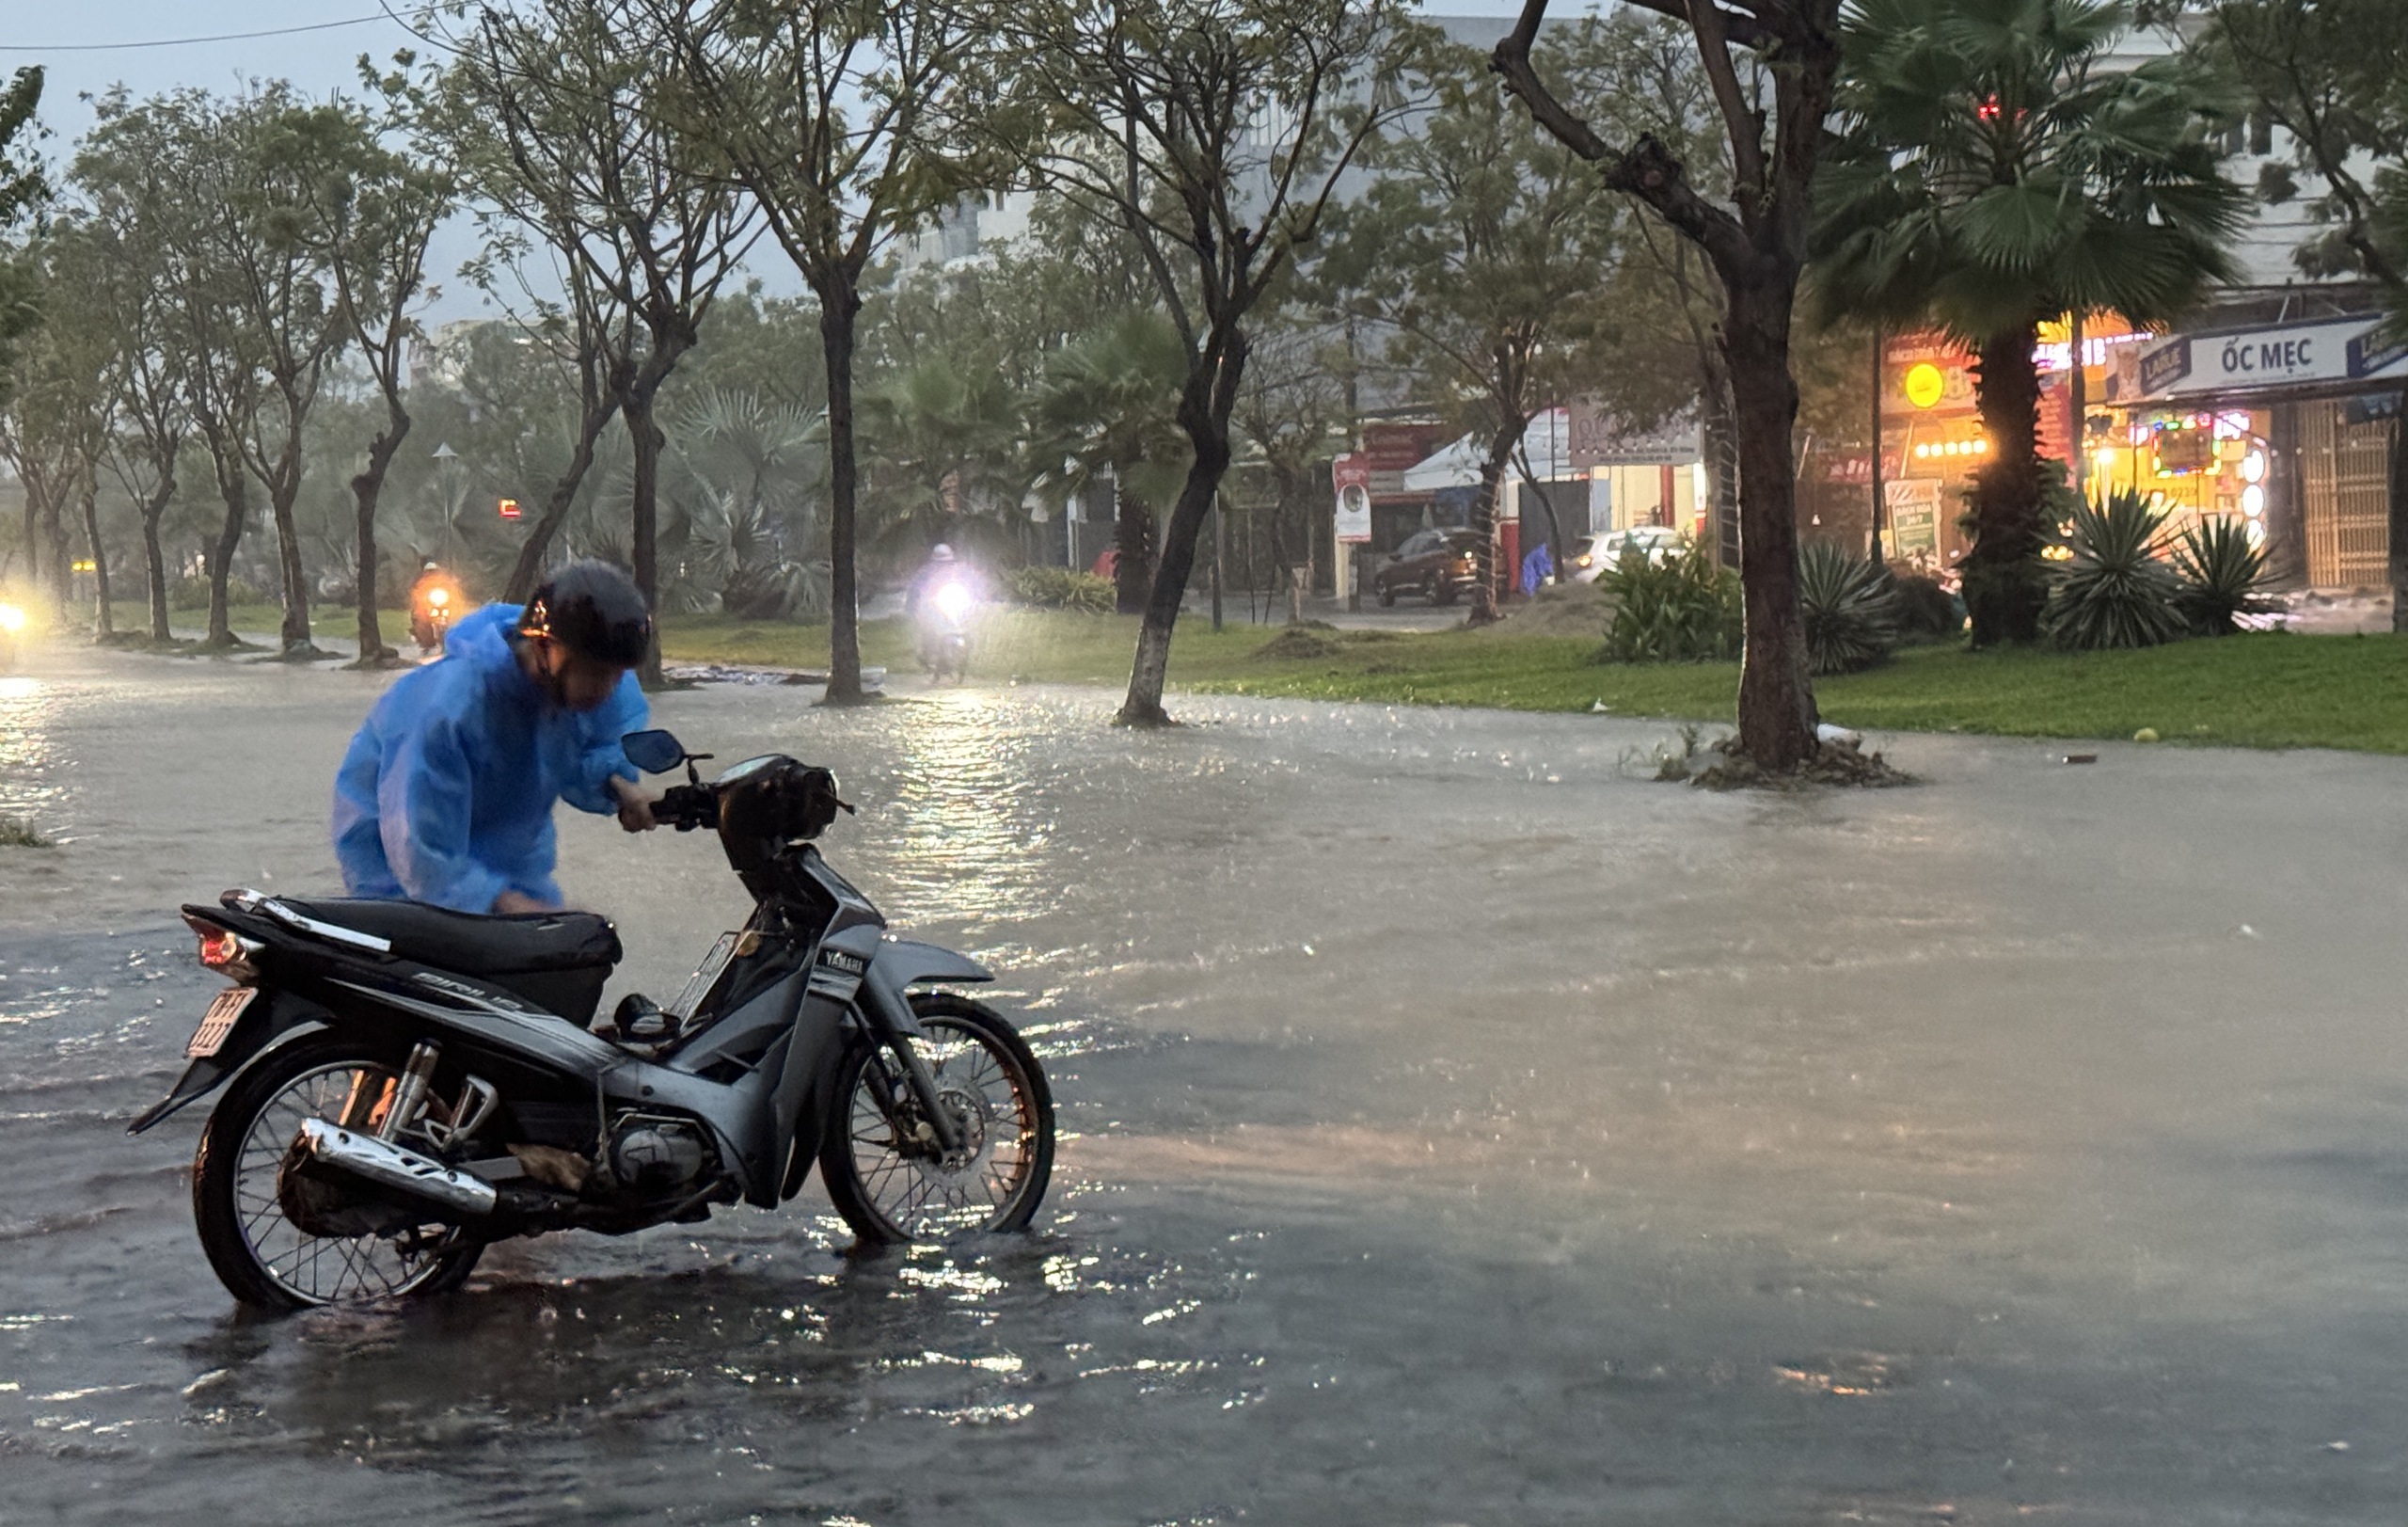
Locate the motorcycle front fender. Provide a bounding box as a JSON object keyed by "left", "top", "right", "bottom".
{"left": 870, "top": 938, "right": 993, "bottom": 992}
{"left": 125, "top": 988, "right": 327, "bottom": 1136}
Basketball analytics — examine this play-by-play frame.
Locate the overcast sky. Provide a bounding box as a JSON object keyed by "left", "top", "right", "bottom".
{"left": 2, "top": 2, "right": 1561, "bottom": 321}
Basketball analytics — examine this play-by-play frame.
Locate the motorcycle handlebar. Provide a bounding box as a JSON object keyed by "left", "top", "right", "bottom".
{"left": 655, "top": 783, "right": 720, "bottom": 832}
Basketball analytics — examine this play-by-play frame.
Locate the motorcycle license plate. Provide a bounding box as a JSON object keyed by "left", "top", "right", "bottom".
{"left": 184, "top": 987, "right": 257, "bottom": 1058}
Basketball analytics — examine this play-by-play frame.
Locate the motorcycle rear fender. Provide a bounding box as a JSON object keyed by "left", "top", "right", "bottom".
{"left": 125, "top": 988, "right": 328, "bottom": 1136}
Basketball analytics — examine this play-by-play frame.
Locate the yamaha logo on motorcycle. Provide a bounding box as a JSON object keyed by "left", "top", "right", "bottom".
{"left": 131, "top": 728, "right": 1057, "bottom": 1311}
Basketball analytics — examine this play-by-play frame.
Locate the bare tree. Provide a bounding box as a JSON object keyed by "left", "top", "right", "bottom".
{"left": 1328, "top": 23, "right": 1628, "bottom": 619}
{"left": 1006, "top": 0, "right": 1405, "bottom": 725}
{"left": 1495, "top": 0, "right": 1834, "bottom": 771}
{"left": 221, "top": 89, "right": 361, "bottom": 658}
{"left": 454, "top": 0, "right": 754, "bottom": 683}
{"left": 648, "top": 0, "right": 995, "bottom": 703}
{"left": 65, "top": 201, "right": 188, "bottom": 644}
{"left": 320, "top": 56, "right": 460, "bottom": 666}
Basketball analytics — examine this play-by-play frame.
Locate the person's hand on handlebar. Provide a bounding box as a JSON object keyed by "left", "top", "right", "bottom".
{"left": 610, "top": 774, "right": 658, "bottom": 834}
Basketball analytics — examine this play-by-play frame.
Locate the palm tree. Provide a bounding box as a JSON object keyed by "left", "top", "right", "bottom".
{"left": 858, "top": 356, "right": 1028, "bottom": 568}
{"left": 657, "top": 388, "right": 829, "bottom": 617}
{"left": 1813, "top": 0, "right": 2248, "bottom": 644}
{"left": 1026, "top": 310, "right": 1190, "bottom": 614}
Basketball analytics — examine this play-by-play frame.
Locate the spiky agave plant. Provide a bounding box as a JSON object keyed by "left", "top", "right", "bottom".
{"left": 2043, "top": 488, "right": 2186, "bottom": 650}
{"left": 2171, "top": 515, "right": 2273, "bottom": 636}
{"left": 1798, "top": 542, "right": 1901, "bottom": 675}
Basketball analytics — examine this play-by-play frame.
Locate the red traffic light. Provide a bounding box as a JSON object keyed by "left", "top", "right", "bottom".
{"left": 499, "top": 497, "right": 521, "bottom": 519}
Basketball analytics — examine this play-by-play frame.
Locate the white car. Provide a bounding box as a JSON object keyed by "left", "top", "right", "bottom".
{"left": 1563, "top": 526, "right": 1681, "bottom": 582}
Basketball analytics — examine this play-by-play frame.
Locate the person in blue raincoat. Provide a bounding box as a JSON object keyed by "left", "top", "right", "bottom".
{"left": 331, "top": 561, "right": 659, "bottom": 915}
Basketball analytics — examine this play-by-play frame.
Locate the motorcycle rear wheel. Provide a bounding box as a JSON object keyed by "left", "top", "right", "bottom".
{"left": 193, "top": 1033, "right": 484, "bottom": 1310}
{"left": 820, "top": 993, "right": 1054, "bottom": 1246}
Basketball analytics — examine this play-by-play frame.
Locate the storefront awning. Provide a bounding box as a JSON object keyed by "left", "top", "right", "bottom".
{"left": 1400, "top": 410, "right": 1578, "bottom": 491}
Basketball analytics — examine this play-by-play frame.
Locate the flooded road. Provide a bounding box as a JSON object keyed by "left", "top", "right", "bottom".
{"left": 6, "top": 644, "right": 2408, "bottom": 1523}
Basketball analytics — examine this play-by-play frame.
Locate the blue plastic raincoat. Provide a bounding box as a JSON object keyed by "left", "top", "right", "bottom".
{"left": 331, "top": 602, "right": 647, "bottom": 913}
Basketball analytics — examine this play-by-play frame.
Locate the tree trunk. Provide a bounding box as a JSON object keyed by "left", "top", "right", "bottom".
{"left": 263, "top": 422, "right": 313, "bottom": 653}
{"left": 204, "top": 454, "right": 247, "bottom": 651}
{"left": 1112, "top": 477, "right": 1156, "bottom": 614}
{"left": 140, "top": 480, "right": 173, "bottom": 644}
{"left": 1700, "top": 352, "right": 1743, "bottom": 566}
{"left": 1120, "top": 336, "right": 1247, "bottom": 727}
{"left": 1722, "top": 275, "right": 1820, "bottom": 771}
{"left": 626, "top": 390, "right": 666, "bottom": 689}
{"left": 15, "top": 475, "right": 34, "bottom": 599}
{"left": 1121, "top": 433, "right": 1232, "bottom": 726}
{"left": 819, "top": 279, "right": 869, "bottom": 705}
{"left": 2390, "top": 392, "right": 2408, "bottom": 633}
{"left": 1467, "top": 414, "right": 1525, "bottom": 626}
{"left": 503, "top": 395, "right": 622, "bottom": 601}
{"left": 79, "top": 467, "right": 113, "bottom": 640}
{"left": 1964, "top": 321, "right": 2048, "bottom": 646}
{"left": 349, "top": 401, "right": 410, "bottom": 666}
{"left": 40, "top": 482, "right": 71, "bottom": 621}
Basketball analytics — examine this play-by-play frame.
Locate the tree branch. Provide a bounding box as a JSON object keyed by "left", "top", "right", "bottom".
{"left": 1491, "top": 0, "right": 1752, "bottom": 274}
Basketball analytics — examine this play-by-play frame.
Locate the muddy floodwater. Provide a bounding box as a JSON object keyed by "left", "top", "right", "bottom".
{"left": 6, "top": 646, "right": 2408, "bottom": 1523}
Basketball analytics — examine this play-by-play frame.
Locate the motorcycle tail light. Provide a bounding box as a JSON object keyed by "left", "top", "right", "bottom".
{"left": 185, "top": 915, "right": 261, "bottom": 977}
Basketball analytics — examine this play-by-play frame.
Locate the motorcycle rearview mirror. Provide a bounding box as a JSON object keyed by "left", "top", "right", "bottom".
{"left": 622, "top": 729, "right": 688, "bottom": 775}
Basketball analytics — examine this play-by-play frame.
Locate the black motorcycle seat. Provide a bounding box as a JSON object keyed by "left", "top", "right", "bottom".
{"left": 275, "top": 897, "right": 622, "bottom": 976}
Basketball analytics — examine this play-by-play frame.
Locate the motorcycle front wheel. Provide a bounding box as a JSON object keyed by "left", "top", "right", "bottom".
{"left": 820, "top": 992, "right": 1054, "bottom": 1245}
{"left": 192, "top": 1033, "right": 484, "bottom": 1310}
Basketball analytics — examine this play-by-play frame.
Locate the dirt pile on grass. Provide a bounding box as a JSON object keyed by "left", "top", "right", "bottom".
{"left": 1253, "top": 625, "right": 1345, "bottom": 660}
{"left": 1494, "top": 580, "right": 1615, "bottom": 637}
{"left": 1251, "top": 623, "right": 1411, "bottom": 663}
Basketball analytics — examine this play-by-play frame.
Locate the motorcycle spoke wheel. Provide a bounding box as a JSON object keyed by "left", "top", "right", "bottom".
{"left": 222, "top": 1059, "right": 465, "bottom": 1308}
{"left": 832, "top": 1002, "right": 1052, "bottom": 1243}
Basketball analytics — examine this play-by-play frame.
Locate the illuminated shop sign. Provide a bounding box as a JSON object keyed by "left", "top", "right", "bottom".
{"left": 2133, "top": 316, "right": 2408, "bottom": 398}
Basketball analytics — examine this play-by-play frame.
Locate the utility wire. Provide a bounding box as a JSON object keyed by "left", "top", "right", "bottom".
{"left": 1, "top": 9, "right": 432, "bottom": 54}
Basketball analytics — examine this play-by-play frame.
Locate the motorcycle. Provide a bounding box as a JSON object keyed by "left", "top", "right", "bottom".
{"left": 130, "top": 729, "right": 1056, "bottom": 1310}
{"left": 409, "top": 574, "right": 460, "bottom": 654}
{"left": 0, "top": 600, "right": 23, "bottom": 671}
{"left": 916, "top": 580, "right": 975, "bottom": 684}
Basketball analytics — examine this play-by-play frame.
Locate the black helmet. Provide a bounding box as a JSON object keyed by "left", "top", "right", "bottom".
{"left": 520, "top": 560, "right": 653, "bottom": 666}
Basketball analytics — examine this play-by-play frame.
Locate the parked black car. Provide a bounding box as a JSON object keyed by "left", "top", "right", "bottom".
{"left": 1372, "top": 528, "right": 1482, "bottom": 606}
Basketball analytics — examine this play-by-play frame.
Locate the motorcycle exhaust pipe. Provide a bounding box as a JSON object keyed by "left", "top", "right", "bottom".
{"left": 294, "top": 1117, "right": 499, "bottom": 1219}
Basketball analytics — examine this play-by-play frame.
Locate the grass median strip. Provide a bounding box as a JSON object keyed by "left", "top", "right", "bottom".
{"left": 658, "top": 612, "right": 2408, "bottom": 755}
{"left": 153, "top": 601, "right": 2408, "bottom": 754}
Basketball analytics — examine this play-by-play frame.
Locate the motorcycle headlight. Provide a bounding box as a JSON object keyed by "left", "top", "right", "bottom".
{"left": 932, "top": 581, "right": 975, "bottom": 623}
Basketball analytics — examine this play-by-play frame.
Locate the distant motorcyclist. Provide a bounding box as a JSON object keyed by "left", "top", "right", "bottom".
{"left": 409, "top": 561, "right": 466, "bottom": 654}
{"left": 332, "top": 560, "right": 657, "bottom": 916}
{"left": 903, "top": 543, "right": 988, "bottom": 613}
{"left": 904, "top": 544, "right": 986, "bottom": 680}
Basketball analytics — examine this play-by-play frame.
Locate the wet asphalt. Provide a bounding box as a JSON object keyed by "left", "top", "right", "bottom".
{"left": 4, "top": 644, "right": 2408, "bottom": 1523}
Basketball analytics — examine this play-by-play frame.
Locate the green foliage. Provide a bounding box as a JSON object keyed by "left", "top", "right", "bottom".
{"left": 2204, "top": 0, "right": 2408, "bottom": 294}
{"left": 173, "top": 574, "right": 262, "bottom": 611}
{"left": 1814, "top": 0, "right": 2249, "bottom": 344}
{"left": 0, "top": 67, "right": 44, "bottom": 406}
{"left": 1890, "top": 573, "right": 1962, "bottom": 641}
{"left": 2044, "top": 488, "right": 2187, "bottom": 650}
{"left": 1814, "top": 0, "right": 2249, "bottom": 644}
{"left": 1798, "top": 543, "right": 1901, "bottom": 675}
{"left": 2171, "top": 514, "right": 2274, "bottom": 636}
{"left": 1026, "top": 309, "right": 1190, "bottom": 513}
{"left": 1595, "top": 542, "right": 1742, "bottom": 663}
{"left": 1325, "top": 23, "right": 1628, "bottom": 467}
{"left": 1005, "top": 565, "right": 1114, "bottom": 613}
